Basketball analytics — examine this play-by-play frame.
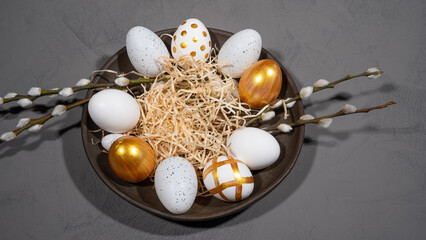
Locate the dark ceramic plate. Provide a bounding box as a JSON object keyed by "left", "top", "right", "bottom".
{"left": 81, "top": 28, "right": 304, "bottom": 221}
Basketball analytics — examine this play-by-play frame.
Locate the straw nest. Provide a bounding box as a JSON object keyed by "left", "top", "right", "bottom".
{"left": 127, "top": 54, "right": 252, "bottom": 195}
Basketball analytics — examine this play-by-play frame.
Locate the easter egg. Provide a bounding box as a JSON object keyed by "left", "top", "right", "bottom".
{"left": 126, "top": 26, "right": 170, "bottom": 77}
{"left": 101, "top": 134, "right": 124, "bottom": 151}
{"left": 218, "top": 29, "right": 262, "bottom": 78}
{"left": 108, "top": 136, "right": 156, "bottom": 183}
{"left": 203, "top": 156, "right": 254, "bottom": 202}
{"left": 88, "top": 89, "right": 140, "bottom": 133}
{"left": 227, "top": 127, "right": 281, "bottom": 170}
{"left": 239, "top": 59, "right": 283, "bottom": 109}
{"left": 155, "top": 157, "right": 198, "bottom": 214}
{"left": 171, "top": 18, "right": 211, "bottom": 63}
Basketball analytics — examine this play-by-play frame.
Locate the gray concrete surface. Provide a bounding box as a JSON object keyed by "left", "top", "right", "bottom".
{"left": 0, "top": 0, "right": 425, "bottom": 239}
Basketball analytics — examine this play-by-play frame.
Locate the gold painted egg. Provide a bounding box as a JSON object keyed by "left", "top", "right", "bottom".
{"left": 239, "top": 59, "right": 283, "bottom": 109}
{"left": 171, "top": 18, "right": 211, "bottom": 63}
{"left": 108, "top": 136, "right": 156, "bottom": 183}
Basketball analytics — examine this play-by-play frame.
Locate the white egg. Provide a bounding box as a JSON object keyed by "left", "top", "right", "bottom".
{"left": 203, "top": 156, "right": 254, "bottom": 202}
{"left": 101, "top": 134, "right": 124, "bottom": 151}
{"left": 88, "top": 89, "right": 140, "bottom": 133}
{"left": 227, "top": 127, "right": 280, "bottom": 170}
{"left": 155, "top": 157, "right": 198, "bottom": 214}
{"left": 171, "top": 18, "right": 211, "bottom": 63}
{"left": 126, "top": 26, "right": 170, "bottom": 77}
{"left": 218, "top": 29, "right": 262, "bottom": 78}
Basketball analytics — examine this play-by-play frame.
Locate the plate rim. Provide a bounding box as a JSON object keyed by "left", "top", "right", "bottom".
{"left": 81, "top": 28, "right": 305, "bottom": 221}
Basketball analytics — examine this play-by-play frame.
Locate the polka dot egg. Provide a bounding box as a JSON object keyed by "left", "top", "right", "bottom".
{"left": 154, "top": 157, "right": 198, "bottom": 214}
{"left": 171, "top": 18, "right": 211, "bottom": 63}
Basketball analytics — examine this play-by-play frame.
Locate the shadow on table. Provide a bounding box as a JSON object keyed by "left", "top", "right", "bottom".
{"left": 0, "top": 98, "right": 83, "bottom": 159}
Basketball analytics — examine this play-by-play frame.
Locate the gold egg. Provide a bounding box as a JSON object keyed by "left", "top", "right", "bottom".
{"left": 108, "top": 136, "right": 156, "bottom": 183}
{"left": 238, "top": 59, "right": 283, "bottom": 109}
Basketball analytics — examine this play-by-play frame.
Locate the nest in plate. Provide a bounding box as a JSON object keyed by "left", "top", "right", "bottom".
{"left": 126, "top": 53, "right": 252, "bottom": 196}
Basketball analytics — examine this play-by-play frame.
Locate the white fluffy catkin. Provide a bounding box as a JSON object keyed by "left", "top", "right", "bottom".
{"left": 115, "top": 77, "right": 130, "bottom": 86}
{"left": 319, "top": 118, "right": 333, "bottom": 128}
{"left": 52, "top": 105, "right": 66, "bottom": 116}
{"left": 285, "top": 98, "right": 295, "bottom": 108}
{"left": 367, "top": 67, "right": 381, "bottom": 79}
{"left": 17, "top": 98, "right": 32, "bottom": 107}
{"left": 59, "top": 88, "right": 73, "bottom": 97}
{"left": 300, "top": 114, "right": 314, "bottom": 120}
{"left": 28, "top": 124, "right": 42, "bottom": 132}
{"left": 261, "top": 111, "right": 276, "bottom": 121}
{"left": 300, "top": 86, "right": 313, "bottom": 99}
{"left": 314, "top": 79, "right": 329, "bottom": 88}
{"left": 343, "top": 104, "right": 357, "bottom": 114}
{"left": 4, "top": 92, "right": 17, "bottom": 99}
{"left": 76, "top": 78, "right": 91, "bottom": 86}
{"left": 28, "top": 87, "right": 42, "bottom": 96}
{"left": 277, "top": 124, "right": 293, "bottom": 133}
{"left": 16, "top": 118, "right": 30, "bottom": 128}
{"left": 272, "top": 100, "right": 283, "bottom": 109}
{"left": 0, "top": 132, "right": 16, "bottom": 141}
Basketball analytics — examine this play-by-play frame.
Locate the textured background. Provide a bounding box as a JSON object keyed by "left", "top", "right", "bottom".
{"left": 0, "top": 0, "right": 425, "bottom": 239}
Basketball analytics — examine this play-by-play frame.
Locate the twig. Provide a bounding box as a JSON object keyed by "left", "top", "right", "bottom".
{"left": 0, "top": 98, "right": 91, "bottom": 144}
{"left": 263, "top": 101, "right": 396, "bottom": 131}
{"left": 1, "top": 78, "right": 165, "bottom": 105}
{"left": 245, "top": 70, "right": 383, "bottom": 126}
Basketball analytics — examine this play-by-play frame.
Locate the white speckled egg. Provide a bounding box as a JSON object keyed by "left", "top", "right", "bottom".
{"left": 155, "top": 157, "right": 198, "bottom": 214}
{"left": 227, "top": 127, "right": 280, "bottom": 170}
{"left": 171, "top": 18, "right": 211, "bottom": 63}
{"left": 203, "top": 156, "right": 254, "bottom": 202}
{"left": 218, "top": 29, "right": 262, "bottom": 78}
{"left": 88, "top": 89, "right": 140, "bottom": 134}
{"left": 126, "top": 26, "right": 170, "bottom": 77}
{"left": 101, "top": 134, "right": 124, "bottom": 151}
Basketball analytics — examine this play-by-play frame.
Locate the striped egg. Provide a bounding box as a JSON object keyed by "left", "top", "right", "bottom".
{"left": 202, "top": 156, "right": 254, "bottom": 202}
{"left": 171, "top": 18, "right": 211, "bottom": 63}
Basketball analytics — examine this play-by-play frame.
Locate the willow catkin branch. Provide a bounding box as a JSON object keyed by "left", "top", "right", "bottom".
{"left": 1, "top": 78, "right": 165, "bottom": 105}
{"left": 0, "top": 98, "right": 91, "bottom": 144}
{"left": 244, "top": 70, "right": 384, "bottom": 126}
{"left": 290, "top": 101, "right": 395, "bottom": 127}
{"left": 263, "top": 101, "right": 396, "bottom": 131}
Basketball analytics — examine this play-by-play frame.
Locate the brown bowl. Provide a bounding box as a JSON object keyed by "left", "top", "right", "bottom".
{"left": 81, "top": 28, "right": 304, "bottom": 221}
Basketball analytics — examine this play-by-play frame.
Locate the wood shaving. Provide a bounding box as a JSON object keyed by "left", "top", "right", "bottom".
{"left": 127, "top": 52, "right": 252, "bottom": 196}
